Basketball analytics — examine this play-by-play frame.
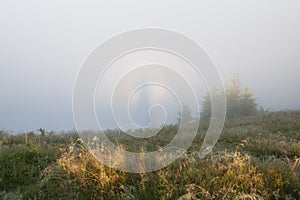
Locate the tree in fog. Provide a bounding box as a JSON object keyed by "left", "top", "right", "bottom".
{"left": 201, "top": 88, "right": 222, "bottom": 120}
{"left": 177, "top": 104, "right": 194, "bottom": 124}
{"left": 201, "top": 91, "right": 211, "bottom": 120}
{"left": 240, "top": 87, "right": 258, "bottom": 116}
{"left": 226, "top": 73, "right": 241, "bottom": 118}
{"left": 201, "top": 73, "right": 258, "bottom": 119}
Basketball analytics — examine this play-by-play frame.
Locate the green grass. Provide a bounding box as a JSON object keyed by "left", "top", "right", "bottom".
{"left": 0, "top": 111, "right": 299, "bottom": 199}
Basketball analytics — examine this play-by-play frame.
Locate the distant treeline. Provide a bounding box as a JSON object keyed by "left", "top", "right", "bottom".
{"left": 201, "top": 73, "right": 259, "bottom": 120}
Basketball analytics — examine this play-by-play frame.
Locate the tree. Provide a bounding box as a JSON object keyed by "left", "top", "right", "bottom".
{"left": 240, "top": 87, "right": 258, "bottom": 116}
{"left": 177, "top": 104, "right": 193, "bottom": 124}
{"left": 226, "top": 73, "right": 241, "bottom": 118}
{"left": 201, "top": 88, "right": 221, "bottom": 120}
{"left": 201, "top": 91, "right": 211, "bottom": 120}
{"left": 201, "top": 73, "right": 258, "bottom": 120}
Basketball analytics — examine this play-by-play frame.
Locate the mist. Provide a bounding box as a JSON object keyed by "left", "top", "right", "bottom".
{"left": 0, "top": 0, "right": 299, "bottom": 132}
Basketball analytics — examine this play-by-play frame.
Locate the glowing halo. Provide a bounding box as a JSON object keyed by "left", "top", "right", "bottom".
{"left": 72, "top": 28, "right": 226, "bottom": 173}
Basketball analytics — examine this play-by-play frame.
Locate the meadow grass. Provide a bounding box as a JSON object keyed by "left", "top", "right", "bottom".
{"left": 0, "top": 111, "right": 299, "bottom": 199}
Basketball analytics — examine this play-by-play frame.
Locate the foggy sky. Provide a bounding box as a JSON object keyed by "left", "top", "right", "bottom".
{"left": 0, "top": 0, "right": 299, "bottom": 132}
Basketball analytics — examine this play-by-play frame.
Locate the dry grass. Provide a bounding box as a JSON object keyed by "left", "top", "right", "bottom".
{"left": 0, "top": 111, "right": 300, "bottom": 199}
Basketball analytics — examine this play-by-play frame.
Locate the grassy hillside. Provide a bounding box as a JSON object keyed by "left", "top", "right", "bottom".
{"left": 0, "top": 111, "right": 299, "bottom": 199}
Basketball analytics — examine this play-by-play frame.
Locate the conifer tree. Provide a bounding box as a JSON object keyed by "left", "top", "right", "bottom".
{"left": 201, "top": 73, "right": 258, "bottom": 120}
{"left": 177, "top": 104, "right": 193, "bottom": 124}
{"left": 240, "top": 87, "right": 258, "bottom": 116}
{"left": 226, "top": 73, "right": 241, "bottom": 118}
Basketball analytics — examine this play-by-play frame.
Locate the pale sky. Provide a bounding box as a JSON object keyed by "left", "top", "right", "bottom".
{"left": 0, "top": 1, "right": 299, "bottom": 132}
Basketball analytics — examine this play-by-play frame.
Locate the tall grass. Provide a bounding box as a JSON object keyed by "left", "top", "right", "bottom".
{"left": 0, "top": 111, "right": 299, "bottom": 199}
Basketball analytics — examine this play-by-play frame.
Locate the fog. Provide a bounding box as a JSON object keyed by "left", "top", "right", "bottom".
{"left": 0, "top": 1, "right": 299, "bottom": 132}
